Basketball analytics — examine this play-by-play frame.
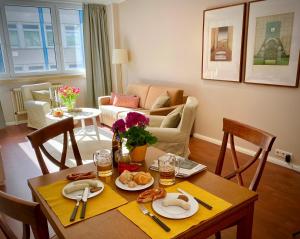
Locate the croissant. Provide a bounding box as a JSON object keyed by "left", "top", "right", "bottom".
{"left": 133, "top": 172, "right": 152, "bottom": 185}
{"left": 137, "top": 188, "right": 167, "bottom": 203}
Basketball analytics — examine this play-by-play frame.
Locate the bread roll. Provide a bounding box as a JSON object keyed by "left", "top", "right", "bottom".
{"left": 119, "top": 170, "right": 134, "bottom": 184}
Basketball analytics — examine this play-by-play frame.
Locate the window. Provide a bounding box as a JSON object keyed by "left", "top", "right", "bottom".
{"left": 23, "top": 24, "right": 41, "bottom": 47}
{"left": 8, "top": 24, "right": 19, "bottom": 48}
{"left": 5, "top": 6, "right": 57, "bottom": 73}
{"left": 0, "top": 3, "right": 84, "bottom": 78}
{"left": 0, "top": 42, "right": 4, "bottom": 73}
{"left": 59, "top": 9, "right": 85, "bottom": 71}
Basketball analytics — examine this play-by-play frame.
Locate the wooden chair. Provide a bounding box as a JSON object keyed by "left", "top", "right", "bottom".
{"left": 215, "top": 118, "right": 276, "bottom": 239}
{"left": 27, "top": 117, "right": 83, "bottom": 175}
{"left": 0, "top": 190, "right": 49, "bottom": 239}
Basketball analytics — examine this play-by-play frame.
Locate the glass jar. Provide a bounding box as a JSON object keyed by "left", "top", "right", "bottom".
{"left": 117, "top": 148, "right": 141, "bottom": 174}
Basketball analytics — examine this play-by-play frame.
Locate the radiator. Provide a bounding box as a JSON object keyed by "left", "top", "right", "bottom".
{"left": 11, "top": 88, "right": 26, "bottom": 117}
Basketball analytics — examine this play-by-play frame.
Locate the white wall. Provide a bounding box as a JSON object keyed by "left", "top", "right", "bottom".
{"left": 117, "top": 0, "right": 300, "bottom": 166}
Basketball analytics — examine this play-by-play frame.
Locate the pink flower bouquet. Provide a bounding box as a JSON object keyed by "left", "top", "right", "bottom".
{"left": 112, "top": 112, "right": 157, "bottom": 151}
{"left": 58, "top": 85, "right": 80, "bottom": 110}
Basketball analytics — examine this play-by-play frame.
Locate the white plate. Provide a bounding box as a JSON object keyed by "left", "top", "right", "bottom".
{"left": 62, "top": 179, "right": 104, "bottom": 200}
{"left": 152, "top": 193, "right": 199, "bottom": 219}
{"left": 115, "top": 176, "right": 154, "bottom": 191}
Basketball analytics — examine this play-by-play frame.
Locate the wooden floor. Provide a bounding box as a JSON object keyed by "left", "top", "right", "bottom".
{"left": 0, "top": 124, "right": 300, "bottom": 239}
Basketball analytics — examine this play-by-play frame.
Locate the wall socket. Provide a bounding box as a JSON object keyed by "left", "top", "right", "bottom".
{"left": 275, "top": 149, "right": 292, "bottom": 162}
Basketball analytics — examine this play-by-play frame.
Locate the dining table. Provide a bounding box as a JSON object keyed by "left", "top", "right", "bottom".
{"left": 27, "top": 147, "right": 257, "bottom": 239}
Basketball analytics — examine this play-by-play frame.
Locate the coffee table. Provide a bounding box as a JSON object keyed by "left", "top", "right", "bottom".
{"left": 46, "top": 107, "right": 101, "bottom": 141}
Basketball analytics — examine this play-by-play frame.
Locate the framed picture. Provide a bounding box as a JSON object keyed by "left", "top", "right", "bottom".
{"left": 202, "top": 3, "right": 246, "bottom": 82}
{"left": 244, "top": 0, "right": 300, "bottom": 87}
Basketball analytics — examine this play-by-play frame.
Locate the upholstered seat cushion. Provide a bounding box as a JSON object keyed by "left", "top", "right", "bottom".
{"left": 160, "top": 105, "right": 184, "bottom": 128}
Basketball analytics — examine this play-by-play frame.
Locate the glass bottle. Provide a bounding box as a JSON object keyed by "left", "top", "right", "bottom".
{"left": 112, "top": 130, "right": 122, "bottom": 168}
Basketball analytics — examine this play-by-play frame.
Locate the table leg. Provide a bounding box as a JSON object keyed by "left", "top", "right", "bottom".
{"left": 81, "top": 119, "right": 86, "bottom": 129}
{"left": 237, "top": 203, "right": 254, "bottom": 239}
{"left": 92, "top": 117, "right": 100, "bottom": 141}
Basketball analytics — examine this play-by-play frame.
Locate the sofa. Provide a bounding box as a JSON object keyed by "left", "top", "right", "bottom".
{"left": 98, "top": 83, "right": 184, "bottom": 127}
{"left": 147, "top": 96, "right": 199, "bottom": 157}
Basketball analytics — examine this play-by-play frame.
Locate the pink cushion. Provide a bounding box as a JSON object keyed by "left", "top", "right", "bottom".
{"left": 113, "top": 95, "right": 140, "bottom": 108}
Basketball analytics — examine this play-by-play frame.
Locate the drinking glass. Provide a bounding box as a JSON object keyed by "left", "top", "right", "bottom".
{"left": 93, "top": 149, "right": 113, "bottom": 177}
{"left": 158, "top": 154, "right": 180, "bottom": 186}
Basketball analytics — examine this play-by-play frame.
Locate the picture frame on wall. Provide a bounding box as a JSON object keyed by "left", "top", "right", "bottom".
{"left": 244, "top": 0, "right": 300, "bottom": 87}
{"left": 202, "top": 3, "right": 246, "bottom": 82}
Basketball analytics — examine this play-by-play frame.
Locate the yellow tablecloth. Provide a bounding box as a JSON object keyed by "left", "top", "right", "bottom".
{"left": 37, "top": 179, "right": 128, "bottom": 227}
{"left": 118, "top": 181, "right": 232, "bottom": 239}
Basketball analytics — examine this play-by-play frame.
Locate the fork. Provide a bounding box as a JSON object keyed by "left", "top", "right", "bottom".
{"left": 70, "top": 196, "right": 81, "bottom": 222}
{"left": 138, "top": 204, "right": 171, "bottom": 232}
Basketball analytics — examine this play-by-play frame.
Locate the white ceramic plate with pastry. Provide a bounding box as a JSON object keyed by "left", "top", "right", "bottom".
{"left": 152, "top": 193, "right": 199, "bottom": 219}
{"left": 115, "top": 176, "right": 154, "bottom": 191}
{"left": 62, "top": 179, "right": 104, "bottom": 200}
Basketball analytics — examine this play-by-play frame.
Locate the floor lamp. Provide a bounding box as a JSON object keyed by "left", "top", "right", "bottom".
{"left": 112, "top": 49, "right": 128, "bottom": 93}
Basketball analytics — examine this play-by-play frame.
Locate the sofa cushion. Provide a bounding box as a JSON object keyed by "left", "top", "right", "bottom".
{"left": 160, "top": 105, "right": 183, "bottom": 128}
{"left": 32, "top": 90, "right": 51, "bottom": 103}
{"left": 113, "top": 95, "right": 139, "bottom": 108}
{"left": 151, "top": 93, "right": 170, "bottom": 110}
{"left": 126, "top": 84, "right": 150, "bottom": 108}
{"left": 144, "top": 86, "right": 183, "bottom": 110}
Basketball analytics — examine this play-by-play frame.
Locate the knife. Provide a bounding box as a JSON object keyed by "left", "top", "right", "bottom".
{"left": 70, "top": 195, "right": 81, "bottom": 222}
{"left": 177, "top": 188, "right": 213, "bottom": 210}
{"left": 80, "top": 187, "right": 89, "bottom": 219}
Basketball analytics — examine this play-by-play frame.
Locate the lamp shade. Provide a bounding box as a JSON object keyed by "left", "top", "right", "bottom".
{"left": 112, "top": 49, "right": 128, "bottom": 64}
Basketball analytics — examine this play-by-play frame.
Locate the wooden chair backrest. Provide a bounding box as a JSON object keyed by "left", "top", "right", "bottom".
{"left": 0, "top": 190, "right": 49, "bottom": 239}
{"left": 27, "top": 117, "right": 82, "bottom": 175}
{"left": 215, "top": 118, "right": 276, "bottom": 191}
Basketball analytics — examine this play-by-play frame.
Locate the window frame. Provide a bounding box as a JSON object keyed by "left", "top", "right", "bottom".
{"left": 0, "top": 0, "right": 84, "bottom": 79}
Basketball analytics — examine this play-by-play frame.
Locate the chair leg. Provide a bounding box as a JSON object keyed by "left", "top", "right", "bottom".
{"left": 215, "top": 231, "right": 221, "bottom": 239}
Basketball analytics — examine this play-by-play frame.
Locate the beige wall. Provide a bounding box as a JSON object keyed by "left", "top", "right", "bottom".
{"left": 117, "top": 0, "right": 300, "bottom": 166}
{"left": 0, "top": 74, "right": 86, "bottom": 124}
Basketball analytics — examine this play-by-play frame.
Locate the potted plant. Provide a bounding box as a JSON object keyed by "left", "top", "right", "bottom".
{"left": 112, "top": 112, "right": 157, "bottom": 162}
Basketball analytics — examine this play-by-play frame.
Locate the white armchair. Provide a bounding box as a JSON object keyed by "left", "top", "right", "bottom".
{"left": 21, "top": 82, "right": 52, "bottom": 129}
{"left": 147, "top": 96, "right": 199, "bottom": 157}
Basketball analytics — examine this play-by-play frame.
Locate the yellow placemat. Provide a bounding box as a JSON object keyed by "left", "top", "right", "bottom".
{"left": 118, "top": 181, "right": 232, "bottom": 239}
{"left": 37, "top": 179, "right": 128, "bottom": 227}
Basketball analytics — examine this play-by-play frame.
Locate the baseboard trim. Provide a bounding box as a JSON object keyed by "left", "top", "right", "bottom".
{"left": 6, "top": 120, "right": 27, "bottom": 126}
{"left": 193, "top": 133, "right": 300, "bottom": 173}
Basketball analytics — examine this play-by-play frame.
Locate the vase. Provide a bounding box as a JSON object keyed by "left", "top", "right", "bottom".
{"left": 130, "top": 144, "right": 147, "bottom": 163}
{"left": 64, "top": 100, "right": 76, "bottom": 112}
